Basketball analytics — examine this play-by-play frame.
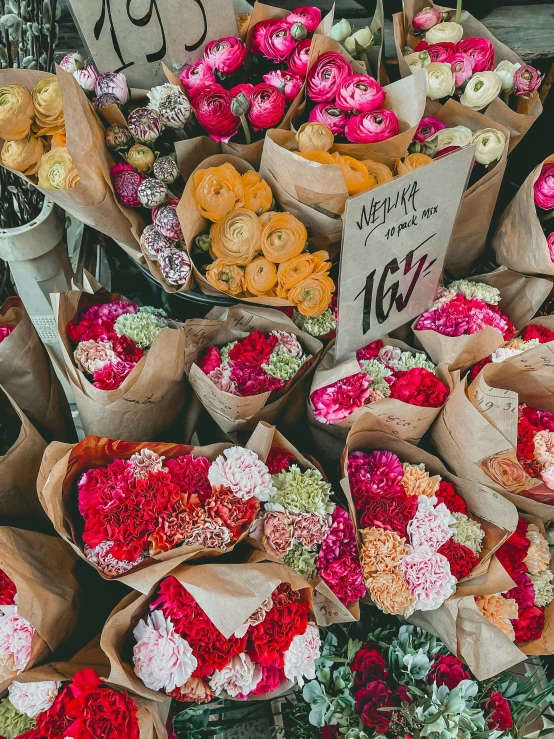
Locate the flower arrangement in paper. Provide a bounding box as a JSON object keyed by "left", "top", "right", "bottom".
{"left": 533, "top": 162, "right": 554, "bottom": 260}
{"left": 311, "top": 338, "right": 449, "bottom": 425}
{"left": 348, "top": 450, "right": 485, "bottom": 615}
{"left": 0, "top": 569, "right": 34, "bottom": 683}
{"left": 191, "top": 162, "right": 334, "bottom": 314}
{"left": 132, "top": 575, "right": 320, "bottom": 700}
{"left": 250, "top": 446, "right": 365, "bottom": 608}
{"left": 0, "top": 79, "right": 79, "bottom": 189}
{"left": 0, "top": 668, "right": 140, "bottom": 739}
{"left": 516, "top": 404, "right": 554, "bottom": 492}
{"left": 415, "top": 279, "right": 514, "bottom": 340}
{"left": 477, "top": 517, "right": 552, "bottom": 644}
{"left": 67, "top": 299, "right": 168, "bottom": 390}
{"left": 77, "top": 445, "right": 269, "bottom": 575}
{"left": 470, "top": 322, "right": 554, "bottom": 380}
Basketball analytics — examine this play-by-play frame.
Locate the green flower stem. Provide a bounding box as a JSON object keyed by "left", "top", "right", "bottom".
{"left": 240, "top": 113, "right": 251, "bottom": 145}
{"left": 455, "top": 0, "right": 463, "bottom": 24}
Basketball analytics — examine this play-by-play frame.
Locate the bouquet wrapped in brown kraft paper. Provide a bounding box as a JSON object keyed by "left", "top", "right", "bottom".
{"left": 0, "top": 526, "right": 81, "bottom": 692}
{"left": 0, "top": 67, "right": 143, "bottom": 251}
{"left": 431, "top": 334, "right": 554, "bottom": 522}
{"left": 184, "top": 305, "right": 322, "bottom": 440}
{"left": 340, "top": 414, "right": 522, "bottom": 678}
{"left": 52, "top": 287, "right": 187, "bottom": 442}
{"left": 0, "top": 638, "right": 170, "bottom": 739}
{"left": 412, "top": 268, "right": 552, "bottom": 372}
{"left": 307, "top": 337, "right": 452, "bottom": 467}
{"left": 392, "top": 1, "right": 543, "bottom": 151}
{"left": 100, "top": 562, "right": 320, "bottom": 704}
{"left": 0, "top": 296, "right": 75, "bottom": 443}
{"left": 493, "top": 154, "right": 554, "bottom": 275}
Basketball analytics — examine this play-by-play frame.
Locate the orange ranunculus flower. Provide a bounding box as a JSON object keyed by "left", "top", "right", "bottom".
{"left": 193, "top": 163, "right": 244, "bottom": 222}
{"left": 1, "top": 135, "right": 44, "bottom": 176}
{"left": 0, "top": 85, "right": 34, "bottom": 141}
{"left": 362, "top": 159, "right": 393, "bottom": 186}
{"left": 51, "top": 132, "right": 67, "bottom": 148}
{"left": 260, "top": 212, "right": 307, "bottom": 264}
{"left": 296, "top": 121, "right": 334, "bottom": 153}
{"left": 395, "top": 153, "right": 433, "bottom": 176}
{"left": 205, "top": 259, "right": 245, "bottom": 296}
{"left": 245, "top": 257, "right": 278, "bottom": 296}
{"left": 334, "top": 153, "right": 373, "bottom": 195}
{"left": 296, "top": 150, "right": 335, "bottom": 165}
{"left": 288, "top": 272, "right": 334, "bottom": 316}
{"left": 32, "top": 77, "right": 65, "bottom": 137}
{"left": 276, "top": 250, "right": 331, "bottom": 297}
{"left": 210, "top": 208, "right": 261, "bottom": 266}
{"left": 241, "top": 171, "right": 273, "bottom": 215}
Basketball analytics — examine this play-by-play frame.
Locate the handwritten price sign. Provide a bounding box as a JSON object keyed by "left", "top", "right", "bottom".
{"left": 66, "top": 0, "right": 238, "bottom": 88}
{"left": 335, "top": 147, "right": 475, "bottom": 362}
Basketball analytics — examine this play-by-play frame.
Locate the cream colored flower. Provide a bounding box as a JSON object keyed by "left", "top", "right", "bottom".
{"left": 534, "top": 430, "right": 554, "bottom": 467}
{"left": 425, "top": 21, "right": 464, "bottom": 45}
{"left": 476, "top": 594, "right": 518, "bottom": 641}
{"left": 428, "top": 125, "right": 473, "bottom": 152}
{"left": 37, "top": 147, "right": 78, "bottom": 190}
{"left": 494, "top": 60, "right": 521, "bottom": 92}
{"left": 366, "top": 568, "right": 415, "bottom": 617}
{"left": 460, "top": 71, "right": 502, "bottom": 110}
{"left": 344, "top": 26, "right": 373, "bottom": 54}
{"left": 406, "top": 51, "right": 431, "bottom": 73}
{"left": 524, "top": 523, "right": 550, "bottom": 575}
{"left": 360, "top": 527, "right": 407, "bottom": 574}
{"left": 425, "top": 63, "right": 455, "bottom": 100}
{"left": 472, "top": 128, "right": 506, "bottom": 166}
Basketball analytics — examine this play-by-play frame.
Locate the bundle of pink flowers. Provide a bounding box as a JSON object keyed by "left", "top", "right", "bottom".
{"left": 0, "top": 569, "right": 34, "bottom": 682}
{"left": 415, "top": 280, "right": 514, "bottom": 340}
{"left": 67, "top": 300, "right": 168, "bottom": 390}
{"left": 350, "top": 450, "right": 485, "bottom": 616}
{"left": 311, "top": 339, "right": 450, "bottom": 425}
{"left": 250, "top": 447, "right": 365, "bottom": 607}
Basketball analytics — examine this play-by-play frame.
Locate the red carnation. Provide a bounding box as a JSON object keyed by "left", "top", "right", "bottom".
{"left": 34, "top": 683, "right": 74, "bottom": 739}
{"left": 427, "top": 654, "right": 471, "bottom": 690}
{"left": 205, "top": 488, "right": 259, "bottom": 539}
{"left": 496, "top": 518, "right": 530, "bottom": 579}
{"left": 359, "top": 495, "right": 418, "bottom": 539}
{"left": 198, "top": 346, "right": 222, "bottom": 374}
{"left": 165, "top": 454, "right": 211, "bottom": 504}
{"left": 229, "top": 331, "right": 278, "bottom": 365}
{"left": 470, "top": 356, "right": 492, "bottom": 382}
{"left": 356, "top": 340, "right": 383, "bottom": 361}
{"left": 435, "top": 481, "right": 467, "bottom": 515}
{"left": 266, "top": 446, "right": 297, "bottom": 474}
{"left": 0, "top": 568, "right": 16, "bottom": 606}
{"left": 112, "top": 334, "right": 144, "bottom": 364}
{"left": 513, "top": 605, "right": 545, "bottom": 643}
{"left": 505, "top": 571, "right": 536, "bottom": 612}
{"left": 389, "top": 367, "right": 450, "bottom": 408}
{"left": 350, "top": 644, "right": 387, "bottom": 685}
{"left": 249, "top": 664, "right": 286, "bottom": 697}
{"left": 486, "top": 691, "right": 513, "bottom": 731}
{"left": 92, "top": 361, "right": 135, "bottom": 390}
{"left": 438, "top": 539, "right": 479, "bottom": 579}
{"left": 521, "top": 323, "right": 554, "bottom": 344}
{"left": 355, "top": 680, "right": 395, "bottom": 733}
{"left": 230, "top": 360, "right": 283, "bottom": 396}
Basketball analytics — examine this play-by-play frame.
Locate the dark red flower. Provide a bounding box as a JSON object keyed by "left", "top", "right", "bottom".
{"left": 230, "top": 360, "right": 283, "bottom": 396}
{"left": 388, "top": 367, "right": 450, "bottom": 408}
{"left": 355, "top": 680, "right": 395, "bottom": 733}
{"left": 513, "top": 605, "right": 545, "bottom": 643}
{"left": 194, "top": 85, "right": 239, "bottom": 143}
{"left": 435, "top": 481, "right": 468, "bottom": 515}
{"left": 266, "top": 446, "right": 297, "bottom": 474}
{"left": 470, "top": 356, "right": 492, "bottom": 382}
{"left": 112, "top": 334, "right": 144, "bottom": 364}
{"left": 486, "top": 691, "right": 513, "bottom": 731}
{"left": 359, "top": 495, "right": 418, "bottom": 539}
{"left": 356, "top": 339, "right": 383, "bottom": 361}
{"left": 427, "top": 654, "right": 471, "bottom": 690}
{"left": 496, "top": 518, "right": 530, "bottom": 579}
{"left": 0, "top": 568, "right": 16, "bottom": 606}
{"left": 505, "top": 571, "right": 535, "bottom": 612}
{"left": 438, "top": 539, "right": 479, "bottom": 579}
{"left": 165, "top": 454, "right": 212, "bottom": 505}
{"left": 321, "top": 728, "right": 339, "bottom": 739}
{"left": 350, "top": 644, "right": 387, "bottom": 684}
{"left": 229, "top": 331, "right": 278, "bottom": 366}
{"left": 521, "top": 323, "right": 554, "bottom": 344}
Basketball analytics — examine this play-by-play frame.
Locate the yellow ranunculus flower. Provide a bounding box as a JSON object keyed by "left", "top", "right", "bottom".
{"left": 37, "top": 146, "right": 77, "bottom": 190}
{"left": 276, "top": 250, "right": 331, "bottom": 297}
{"left": 193, "top": 163, "right": 244, "bottom": 221}
{"left": 205, "top": 259, "right": 245, "bottom": 295}
{"left": 334, "top": 153, "right": 373, "bottom": 195}
{"left": 32, "top": 77, "right": 65, "bottom": 137}
{"left": 1, "top": 135, "right": 44, "bottom": 176}
{"left": 296, "top": 121, "right": 334, "bottom": 153}
{"left": 241, "top": 171, "right": 273, "bottom": 215}
{"left": 0, "top": 85, "right": 34, "bottom": 141}
{"left": 395, "top": 153, "right": 433, "bottom": 176}
{"left": 260, "top": 211, "right": 307, "bottom": 263}
{"left": 244, "top": 257, "right": 278, "bottom": 296}
{"left": 210, "top": 208, "right": 261, "bottom": 266}
{"left": 296, "top": 150, "right": 336, "bottom": 165}
{"left": 288, "top": 272, "right": 334, "bottom": 316}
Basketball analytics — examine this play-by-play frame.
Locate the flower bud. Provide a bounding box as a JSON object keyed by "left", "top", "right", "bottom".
{"left": 105, "top": 124, "right": 132, "bottom": 152}
{"left": 127, "top": 107, "right": 162, "bottom": 144}
{"left": 195, "top": 233, "right": 212, "bottom": 253}
{"left": 344, "top": 26, "right": 374, "bottom": 54}
{"left": 296, "top": 121, "right": 334, "bottom": 153}
{"left": 60, "top": 52, "right": 84, "bottom": 74}
{"left": 291, "top": 21, "right": 307, "bottom": 41}
{"left": 412, "top": 7, "right": 443, "bottom": 32}
{"left": 95, "top": 71, "right": 128, "bottom": 104}
{"left": 330, "top": 18, "right": 352, "bottom": 43}
{"left": 231, "top": 92, "right": 250, "bottom": 117}
{"left": 494, "top": 60, "right": 521, "bottom": 92}
{"left": 153, "top": 156, "right": 179, "bottom": 184}
{"left": 513, "top": 65, "right": 543, "bottom": 98}
{"left": 126, "top": 143, "right": 155, "bottom": 172}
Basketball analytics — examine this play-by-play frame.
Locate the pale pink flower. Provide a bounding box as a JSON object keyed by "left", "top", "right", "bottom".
{"left": 311, "top": 373, "right": 371, "bottom": 424}
{"left": 400, "top": 547, "right": 456, "bottom": 610}
{"left": 209, "top": 653, "right": 262, "bottom": 698}
{"left": 234, "top": 596, "right": 274, "bottom": 638}
{"left": 130, "top": 448, "right": 166, "bottom": 480}
{"left": 283, "top": 622, "right": 321, "bottom": 687}
{"left": 541, "top": 466, "right": 554, "bottom": 490}
{"left": 407, "top": 496, "right": 454, "bottom": 552}
{"left": 292, "top": 512, "right": 328, "bottom": 549}
{"left": 74, "top": 340, "right": 119, "bottom": 374}
{"left": 208, "top": 363, "right": 238, "bottom": 394}
{"left": 491, "top": 347, "right": 523, "bottom": 363}
{"left": 133, "top": 610, "right": 197, "bottom": 692}
{"left": 534, "top": 430, "right": 554, "bottom": 467}
{"left": 8, "top": 680, "right": 60, "bottom": 717}
{"left": 377, "top": 345, "right": 402, "bottom": 368}
{"left": 84, "top": 540, "right": 144, "bottom": 576}
{"left": 271, "top": 330, "right": 303, "bottom": 357}
{"left": 263, "top": 511, "right": 293, "bottom": 557}
{"left": 185, "top": 519, "right": 232, "bottom": 549}
{"left": 431, "top": 286, "right": 456, "bottom": 309}
{"left": 208, "top": 447, "right": 275, "bottom": 501}
{"left": 0, "top": 606, "right": 35, "bottom": 672}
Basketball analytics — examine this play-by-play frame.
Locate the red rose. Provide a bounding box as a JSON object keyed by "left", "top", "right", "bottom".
{"left": 513, "top": 605, "right": 545, "bottom": 643}
{"left": 350, "top": 644, "right": 387, "bottom": 684}
{"left": 521, "top": 323, "right": 554, "bottom": 344}
{"left": 359, "top": 495, "right": 418, "bottom": 539}
{"left": 496, "top": 518, "right": 530, "bottom": 579}
{"left": 355, "top": 680, "right": 395, "bottom": 733}
{"left": 194, "top": 85, "right": 239, "bottom": 143}
{"left": 438, "top": 539, "right": 479, "bottom": 579}
{"left": 247, "top": 83, "right": 286, "bottom": 131}
{"left": 356, "top": 339, "right": 383, "bottom": 362}
{"left": 427, "top": 654, "right": 471, "bottom": 690}
{"left": 486, "top": 691, "right": 513, "bottom": 731}
{"left": 203, "top": 36, "right": 246, "bottom": 75}
{"left": 435, "top": 481, "right": 467, "bottom": 515}
{"left": 0, "top": 568, "right": 16, "bottom": 606}
{"left": 396, "top": 684, "right": 412, "bottom": 705}
{"left": 229, "top": 331, "right": 278, "bottom": 365}
{"left": 470, "top": 356, "right": 492, "bottom": 382}
{"left": 266, "top": 446, "right": 297, "bottom": 474}
{"left": 257, "top": 20, "right": 298, "bottom": 61}
{"left": 456, "top": 37, "right": 495, "bottom": 72}
{"left": 321, "top": 727, "right": 339, "bottom": 739}
{"left": 388, "top": 367, "right": 450, "bottom": 408}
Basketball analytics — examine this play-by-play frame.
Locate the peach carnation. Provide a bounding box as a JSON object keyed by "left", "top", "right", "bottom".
{"left": 476, "top": 594, "right": 518, "bottom": 641}
{"left": 524, "top": 524, "right": 550, "bottom": 575}
{"left": 400, "top": 463, "right": 441, "bottom": 498}
{"left": 366, "top": 568, "right": 416, "bottom": 617}
{"left": 534, "top": 430, "right": 554, "bottom": 467}
{"left": 360, "top": 527, "right": 407, "bottom": 574}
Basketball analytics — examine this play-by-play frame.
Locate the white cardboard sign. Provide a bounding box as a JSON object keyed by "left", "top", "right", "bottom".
{"left": 335, "top": 146, "right": 475, "bottom": 362}
{"left": 66, "top": 0, "right": 238, "bottom": 89}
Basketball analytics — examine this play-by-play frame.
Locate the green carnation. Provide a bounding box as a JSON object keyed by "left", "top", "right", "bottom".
{"left": 449, "top": 279, "right": 500, "bottom": 306}
{"left": 283, "top": 543, "right": 317, "bottom": 578}
{"left": 263, "top": 349, "right": 306, "bottom": 381}
{"left": 138, "top": 305, "right": 167, "bottom": 317}
{"left": 220, "top": 341, "right": 238, "bottom": 363}
{"left": 0, "top": 698, "right": 35, "bottom": 739}
{"left": 114, "top": 311, "right": 166, "bottom": 348}
{"left": 451, "top": 512, "right": 485, "bottom": 556}
{"left": 530, "top": 569, "right": 554, "bottom": 607}
{"left": 359, "top": 359, "right": 392, "bottom": 396}
{"left": 397, "top": 351, "right": 436, "bottom": 373}
{"left": 272, "top": 465, "right": 333, "bottom": 516}
{"left": 292, "top": 308, "right": 336, "bottom": 337}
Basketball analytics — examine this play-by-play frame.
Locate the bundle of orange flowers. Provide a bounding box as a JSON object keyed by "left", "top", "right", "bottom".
{"left": 192, "top": 162, "right": 334, "bottom": 316}
{"left": 0, "top": 78, "right": 79, "bottom": 190}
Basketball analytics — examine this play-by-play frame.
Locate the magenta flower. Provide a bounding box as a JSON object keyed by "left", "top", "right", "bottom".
{"left": 0, "top": 325, "right": 14, "bottom": 343}
{"left": 534, "top": 163, "right": 554, "bottom": 210}
{"left": 311, "top": 372, "right": 371, "bottom": 424}
{"left": 348, "top": 450, "right": 405, "bottom": 507}
{"left": 203, "top": 37, "right": 246, "bottom": 75}
{"left": 450, "top": 52, "right": 475, "bottom": 87}
{"left": 336, "top": 74, "right": 386, "bottom": 113}
{"left": 308, "top": 104, "right": 348, "bottom": 135}
{"left": 414, "top": 116, "right": 446, "bottom": 143}
{"left": 345, "top": 109, "right": 400, "bottom": 143}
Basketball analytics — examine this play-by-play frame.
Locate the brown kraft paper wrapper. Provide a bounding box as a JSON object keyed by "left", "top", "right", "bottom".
{"left": 493, "top": 154, "right": 554, "bottom": 275}
{"left": 413, "top": 268, "right": 552, "bottom": 372}
{"left": 0, "top": 297, "right": 75, "bottom": 443}
{"left": 0, "top": 386, "right": 49, "bottom": 530}
{"left": 307, "top": 338, "right": 453, "bottom": 467}
{"left": 0, "top": 67, "right": 144, "bottom": 251}
{"left": 100, "top": 562, "right": 314, "bottom": 702}
{"left": 340, "top": 414, "right": 520, "bottom": 678}
{"left": 420, "top": 99, "right": 510, "bottom": 277}
{"left": 51, "top": 288, "right": 187, "bottom": 442}
{"left": 11, "top": 638, "right": 170, "bottom": 739}
{"left": 184, "top": 305, "right": 323, "bottom": 440}
{"left": 393, "top": 1, "right": 542, "bottom": 151}
{"left": 244, "top": 420, "right": 360, "bottom": 626}
{"left": 0, "top": 526, "right": 81, "bottom": 692}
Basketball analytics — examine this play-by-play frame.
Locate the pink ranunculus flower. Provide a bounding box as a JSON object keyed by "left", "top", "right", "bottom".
{"left": 345, "top": 109, "right": 400, "bottom": 143}
{"left": 450, "top": 52, "right": 475, "bottom": 87}
{"left": 412, "top": 6, "right": 443, "bottom": 31}
{"left": 534, "top": 163, "right": 554, "bottom": 210}
{"left": 198, "top": 346, "right": 222, "bottom": 374}
{"left": 0, "top": 324, "right": 14, "bottom": 343}
{"left": 0, "top": 606, "right": 35, "bottom": 672}
{"left": 456, "top": 37, "right": 495, "bottom": 72}
{"left": 258, "top": 20, "right": 298, "bottom": 62}
{"left": 547, "top": 232, "right": 554, "bottom": 262}
{"left": 311, "top": 372, "right": 371, "bottom": 424}
{"left": 306, "top": 51, "right": 352, "bottom": 103}
{"left": 179, "top": 60, "right": 216, "bottom": 101}
{"left": 194, "top": 85, "right": 239, "bottom": 143}
{"left": 286, "top": 6, "right": 322, "bottom": 33}
{"left": 263, "top": 70, "right": 303, "bottom": 102}
{"left": 336, "top": 74, "right": 386, "bottom": 113}
{"left": 230, "top": 83, "right": 255, "bottom": 99}
{"left": 203, "top": 37, "right": 247, "bottom": 75}
{"left": 248, "top": 83, "right": 286, "bottom": 130}
{"left": 407, "top": 496, "right": 454, "bottom": 552}
{"left": 263, "top": 511, "right": 294, "bottom": 557}
{"left": 400, "top": 547, "right": 457, "bottom": 610}
{"left": 8, "top": 680, "right": 60, "bottom": 718}
{"left": 208, "top": 447, "right": 275, "bottom": 501}
{"left": 283, "top": 622, "right": 320, "bottom": 687}
{"left": 514, "top": 65, "right": 543, "bottom": 97}
{"left": 288, "top": 39, "right": 312, "bottom": 77}
{"left": 308, "top": 104, "right": 348, "bottom": 135}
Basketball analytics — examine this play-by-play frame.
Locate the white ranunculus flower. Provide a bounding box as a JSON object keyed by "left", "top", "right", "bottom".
{"left": 405, "top": 51, "right": 431, "bottom": 73}
{"left": 344, "top": 26, "right": 374, "bottom": 54}
{"left": 330, "top": 18, "right": 352, "bottom": 43}
{"left": 425, "top": 21, "right": 464, "bottom": 44}
{"left": 427, "top": 125, "right": 473, "bottom": 152}
{"left": 425, "top": 62, "right": 456, "bottom": 100}
{"left": 494, "top": 60, "right": 522, "bottom": 92}
{"left": 471, "top": 127, "right": 506, "bottom": 165}
{"left": 460, "top": 71, "right": 502, "bottom": 110}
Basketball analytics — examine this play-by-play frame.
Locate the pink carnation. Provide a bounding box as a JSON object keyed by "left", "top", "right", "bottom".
{"left": 505, "top": 571, "right": 536, "bottom": 611}
{"left": 263, "top": 511, "right": 293, "bottom": 557}
{"left": 208, "top": 447, "right": 274, "bottom": 502}
{"left": 74, "top": 339, "right": 119, "bottom": 374}
{"left": 198, "top": 346, "right": 222, "bottom": 374}
{"left": 93, "top": 361, "right": 136, "bottom": 390}
{"left": 80, "top": 300, "right": 138, "bottom": 324}
{"left": 316, "top": 507, "right": 359, "bottom": 564}
{"left": 356, "top": 340, "right": 383, "bottom": 361}
{"left": 0, "top": 606, "right": 35, "bottom": 672}
{"left": 208, "top": 363, "right": 238, "bottom": 394}
{"left": 271, "top": 330, "right": 303, "bottom": 357}
{"left": 77, "top": 458, "right": 134, "bottom": 519}
{"left": 0, "top": 325, "right": 14, "bottom": 343}
{"left": 230, "top": 360, "right": 283, "bottom": 396}
{"left": 292, "top": 512, "right": 328, "bottom": 549}
{"left": 348, "top": 450, "right": 405, "bottom": 506}
{"left": 283, "top": 622, "right": 321, "bottom": 687}
{"left": 311, "top": 373, "right": 371, "bottom": 424}
{"left": 130, "top": 449, "right": 166, "bottom": 480}
{"left": 318, "top": 554, "right": 366, "bottom": 606}
{"left": 407, "top": 496, "right": 453, "bottom": 552}
{"left": 416, "top": 294, "right": 512, "bottom": 339}
{"left": 400, "top": 547, "right": 457, "bottom": 611}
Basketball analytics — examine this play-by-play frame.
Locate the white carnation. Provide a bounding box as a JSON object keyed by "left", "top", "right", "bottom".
{"left": 8, "top": 680, "right": 61, "bottom": 718}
